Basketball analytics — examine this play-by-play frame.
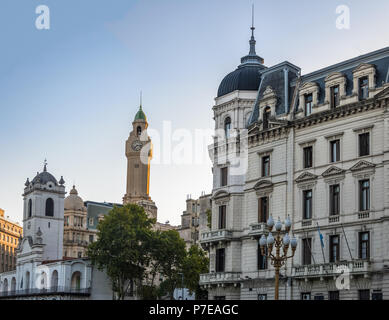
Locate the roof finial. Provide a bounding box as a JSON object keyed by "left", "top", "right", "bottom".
{"left": 140, "top": 91, "right": 143, "bottom": 110}
{"left": 249, "top": 3, "right": 256, "bottom": 56}
{"left": 43, "top": 159, "right": 47, "bottom": 172}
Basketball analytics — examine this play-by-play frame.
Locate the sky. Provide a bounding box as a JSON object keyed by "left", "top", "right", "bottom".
{"left": 1, "top": 0, "right": 389, "bottom": 225}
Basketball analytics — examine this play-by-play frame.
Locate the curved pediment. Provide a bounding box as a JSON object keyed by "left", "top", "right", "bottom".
{"left": 350, "top": 160, "right": 376, "bottom": 172}
{"left": 353, "top": 63, "right": 375, "bottom": 73}
{"left": 300, "top": 81, "right": 319, "bottom": 91}
{"left": 325, "top": 72, "right": 345, "bottom": 82}
{"left": 254, "top": 180, "right": 273, "bottom": 190}
{"left": 213, "top": 190, "right": 230, "bottom": 200}
{"left": 295, "top": 171, "right": 318, "bottom": 183}
{"left": 322, "top": 166, "right": 345, "bottom": 177}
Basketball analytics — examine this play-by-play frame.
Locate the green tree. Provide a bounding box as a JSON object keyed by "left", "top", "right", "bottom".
{"left": 153, "top": 230, "right": 187, "bottom": 299}
{"left": 87, "top": 204, "right": 155, "bottom": 300}
{"left": 182, "top": 245, "right": 209, "bottom": 299}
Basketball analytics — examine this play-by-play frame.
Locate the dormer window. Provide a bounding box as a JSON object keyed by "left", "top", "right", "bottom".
{"left": 263, "top": 107, "right": 271, "bottom": 130}
{"left": 305, "top": 94, "right": 313, "bottom": 116}
{"left": 330, "top": 85, "right": 340, "bottom": 108}
{"left": 359, "top": 77, "right": 369, "bottom": 100}
{"left": 224, "top": 117, "right": 231, "bottom": 139}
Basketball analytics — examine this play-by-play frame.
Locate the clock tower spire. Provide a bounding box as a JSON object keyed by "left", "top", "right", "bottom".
{"left": 123, "top": 100, "right": 157, "bottom": 220}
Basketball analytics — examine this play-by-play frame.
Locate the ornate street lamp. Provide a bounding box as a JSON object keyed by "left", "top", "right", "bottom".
{"left": 259, "top": 216, "right": 297, "bottom": 300}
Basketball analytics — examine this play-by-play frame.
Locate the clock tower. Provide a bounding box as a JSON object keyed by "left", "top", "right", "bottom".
{"left": 123, "top": 103, "right": 157, "bottom": 220}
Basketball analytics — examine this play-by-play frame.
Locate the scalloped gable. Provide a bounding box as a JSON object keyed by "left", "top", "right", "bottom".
{"left": 322, "top": 166, "right": 345, "bottom": 177}
{"left": 254, "top": 180, "right": 273, "bottom": 190}
{"left": 350, "top": 160, "right": 376, "bottom": 171}
{"left": 295, "top": 172, "right": 318, "bottom": 183}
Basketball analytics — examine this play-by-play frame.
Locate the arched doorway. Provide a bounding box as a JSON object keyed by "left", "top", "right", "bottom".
{"left": 39, "top": 271, "right": 48, "bottom": 291}
{"left": 3, "top": 279, "right": 8, "bottom": 294}
{"left": 11, "top": 277, "right": 16, "bottom": 293}
{"left": 51, "top": 270, "right": 58, "bottom": 292}
{"left": 71, "top": 271, "right": 81, "bottom": 291}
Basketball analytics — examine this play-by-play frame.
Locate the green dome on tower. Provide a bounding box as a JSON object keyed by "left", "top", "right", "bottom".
{"left": 134, "top": 106, "right": 146, "bottom": 121}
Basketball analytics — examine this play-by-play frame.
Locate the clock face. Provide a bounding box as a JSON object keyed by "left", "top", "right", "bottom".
{"left": 131, "top": 140, "right": 143, "bottom": 151}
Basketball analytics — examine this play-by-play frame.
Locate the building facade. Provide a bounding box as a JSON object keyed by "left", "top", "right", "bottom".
{"left": 0, "top": 165, "right": 112, "bottom": 300}
{"left": 200, "top": 21, "right": 389, "bottom": 300}
{"left": 63, "top": 186, "right": 96, "bottom": 259}
{"left": 0, "top": 209, "right": 22, "bottom": 273}
{"left": 179, "top": 194, "right": 211, "bottom": 248}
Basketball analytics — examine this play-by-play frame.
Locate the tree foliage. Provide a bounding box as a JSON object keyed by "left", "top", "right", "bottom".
{"left": 87, "top": 204, "right": 155, "bottom": 300}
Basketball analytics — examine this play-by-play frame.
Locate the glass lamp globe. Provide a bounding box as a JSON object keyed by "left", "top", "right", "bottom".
{"left": 267, "top": 233, "right": 275, "bottom": 245}
{"left": 291, "top": 237, "right": 297, "bottom": 249}
{"left": 259, "top": 235, "right": 267, "bottom": 247}
{"left": 283, "top": 233, "right": 290, "bottom": 246}
{"left": 284, "top": 216, "right": 291, "bottom": 229}
{"left": 275, "top": 218, "right": 282, "bottom": 231}
{"left": 267, "top": 216, "right": 274, "bottom": 229}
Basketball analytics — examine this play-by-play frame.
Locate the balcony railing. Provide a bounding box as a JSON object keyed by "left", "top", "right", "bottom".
{"left": 293, "top": 260, "right": 371, "bottom": 279}
{"left": 199, "top": 230, "right": 233, "bottom": 244}
{"left": 199, "top": 272, "right": 241, "bottom": 285}
{"left": 63, "top": 239, "right": 89, "bottom": 246}
{"left": 248, "top": 223, "right": 267, "bottom": 236}
{"left": 0, "top": 286, "right": 91, "bottom": 298}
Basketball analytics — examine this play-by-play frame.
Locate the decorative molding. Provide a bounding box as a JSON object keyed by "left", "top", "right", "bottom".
{"left": 350, "top": 160, "right": 376, "bottom": 172}
{"left": 322, "top": 166, "right": 346, "bottom": 178}
{"left": 296, "top": 172, "right": 318, "bottom": 183}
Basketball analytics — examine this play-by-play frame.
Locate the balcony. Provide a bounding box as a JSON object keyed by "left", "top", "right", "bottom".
{"left": 199, "top": 272, "right": 241, "bottom": 285}
{"left": 199, "top": 230, "right": 233, "bottom": 246}
{"left": 63, "top": 239, "right": 89, "bottom": 247}
{"left": 248, "top": 223, "right": 267, "bottom": 237}
{"left": 292, "top": 260, "right": 371, "bottom": 280}
{"left": 0, "top": 286, "right": 91, "bottom": 299}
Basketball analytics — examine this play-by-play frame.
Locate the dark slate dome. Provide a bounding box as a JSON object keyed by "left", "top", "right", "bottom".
{"left": 217, "top": 65, "right": 262, "bottom": 97}
{"left": 216, "top": 21, "right": 266, "bottom": 98}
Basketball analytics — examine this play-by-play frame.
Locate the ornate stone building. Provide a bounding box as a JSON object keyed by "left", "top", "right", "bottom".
{"left": 0, "top": 209, "right": 22, "bottom": 273}
{"left": 200, "top": 19, "right": 389, "bottom": 300}
{"left": 179, "top": 193, "right": 211, "bottom": 248}
{"left": 64, "top": 186, "right": 95, "bottom": 259}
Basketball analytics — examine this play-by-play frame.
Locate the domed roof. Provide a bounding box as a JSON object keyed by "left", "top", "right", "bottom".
{"left": 216, "top": 21, "right": 266, "bottom": 98}
{"left": 64, "top": 185, "right": 85, "bottom": 211}
{"left": 31, "top": 165, "right": 58, "bottom": 186}
{"left": 134, "top": 106, "right": 146, "bottom": 121}
{"left": 217, "top": 65, "right": 262, "bottom": 97}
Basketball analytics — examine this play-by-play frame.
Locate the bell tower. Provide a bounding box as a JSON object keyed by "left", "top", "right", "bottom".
{"left": 123, "top": 100, "right": 157, "bottom": 220}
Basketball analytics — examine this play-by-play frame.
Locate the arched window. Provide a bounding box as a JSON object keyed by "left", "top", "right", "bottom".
{"left": 51, "top": 270, "right": 59, "bottom": 291}
{"left": 25, "top": 271, "right": 30, "bottom": 291}
{"left": 11, "top": 278, "right": 16, "bottom": 293}
{"left": 28, "top": 199, "right": 32, "bottom": 218}
{"left": 45, "top": 198, "right": 54, "bottom": 217}
{"left": 137, "top": 126, "right": 142, "bottom": 137}
{"left": 40, "top": 272, "right": 48, "bottom": 290}
{"left": 71, "top": 271, "right": 81, "bottom": 291}
{"left": 263, "top": 107, "right": 271, "bottom": 130}
{"left": 224, "top": 117, "right": 231, "bottom": 139}
{"left": 3, "top": 279, "right": 8, "bottom": 293}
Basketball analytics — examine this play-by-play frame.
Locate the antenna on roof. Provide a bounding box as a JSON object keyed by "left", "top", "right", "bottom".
{"left": 43, "top": 159, "right": 48, "bottom": 172}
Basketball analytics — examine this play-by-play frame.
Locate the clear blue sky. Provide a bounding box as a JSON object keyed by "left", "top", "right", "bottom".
{"left": 1, "top": 0, "right": 388, "bottom": 225}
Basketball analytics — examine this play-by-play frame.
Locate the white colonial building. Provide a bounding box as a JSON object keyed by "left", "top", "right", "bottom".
{"left": 200, "top": 21, "right": 389, "bottom": 300}
{"left": 0, "top": 164, "right": 112, "bottom": 300}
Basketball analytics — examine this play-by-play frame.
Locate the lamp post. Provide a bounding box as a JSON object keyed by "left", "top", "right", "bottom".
{"left": 259, "top": 216, "right": 297, "bottom": 300}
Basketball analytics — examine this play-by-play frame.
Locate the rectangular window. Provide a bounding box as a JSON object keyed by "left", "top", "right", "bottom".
{"left": 215, "top": 248, "right": 225, "bottom": 272}
{"left": 359, "top": 289, "right": 370, "bottom": 300}
{"left": 305, "top": 94, "right": 313, "bottom": 116}
{"left": 303, "top": 146, "right": 313, "bottom": 168}
{"left": 301, "top": 292, "right": 311, "bottom": 300}
{"left": 330, "top": 85, "right": 340, "bottom": 108}
{"left": 372, "top": 291, "right": 383, "bottom": 300}
{"left": 359, "top": 180, "right": 370, "bottom": 211}
{"left": 258, "top": 245, "right": 268, "bottom": 270}
{"left": 359, "top": 232, "right": 370, "bottom": 260}
{"left": 302, "top": 238, "right": 312, "bottom": 265}
{"left": 218, "top": 205, "right": 226, "bottom": 229}
{"left": 329, "top": 235, "right": 340, "bottom": 262}
{"left": 303, "top": 190, "right": 313, "bottom": 220}
{"left": 329, "top": 291, "right": 340, "bottom": 300}
{"left": 329, "top": 184, "right": 340, "bottom": 216}
{"left": 258, "top": 294, "right": 267, "bottom": 300}
{"left": 221, "top": 167, "right": 228, "bottom": 186}
{"left": 258, "top": 197, "right": 268, "bottom": 223}
{"left": 359, "top": 77, "right": 369, "bottom": 100}
{"left": 89, "top": 235, "right": 94, "bottom": 243}
{"left": 262, "top": 156, "right": 270, "bottom": 177}
{"left": 330, "top": 140, "right": 340, "bottom": 162}
{"left": 359, "top": 132, "right": 370, "bottom": 156}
